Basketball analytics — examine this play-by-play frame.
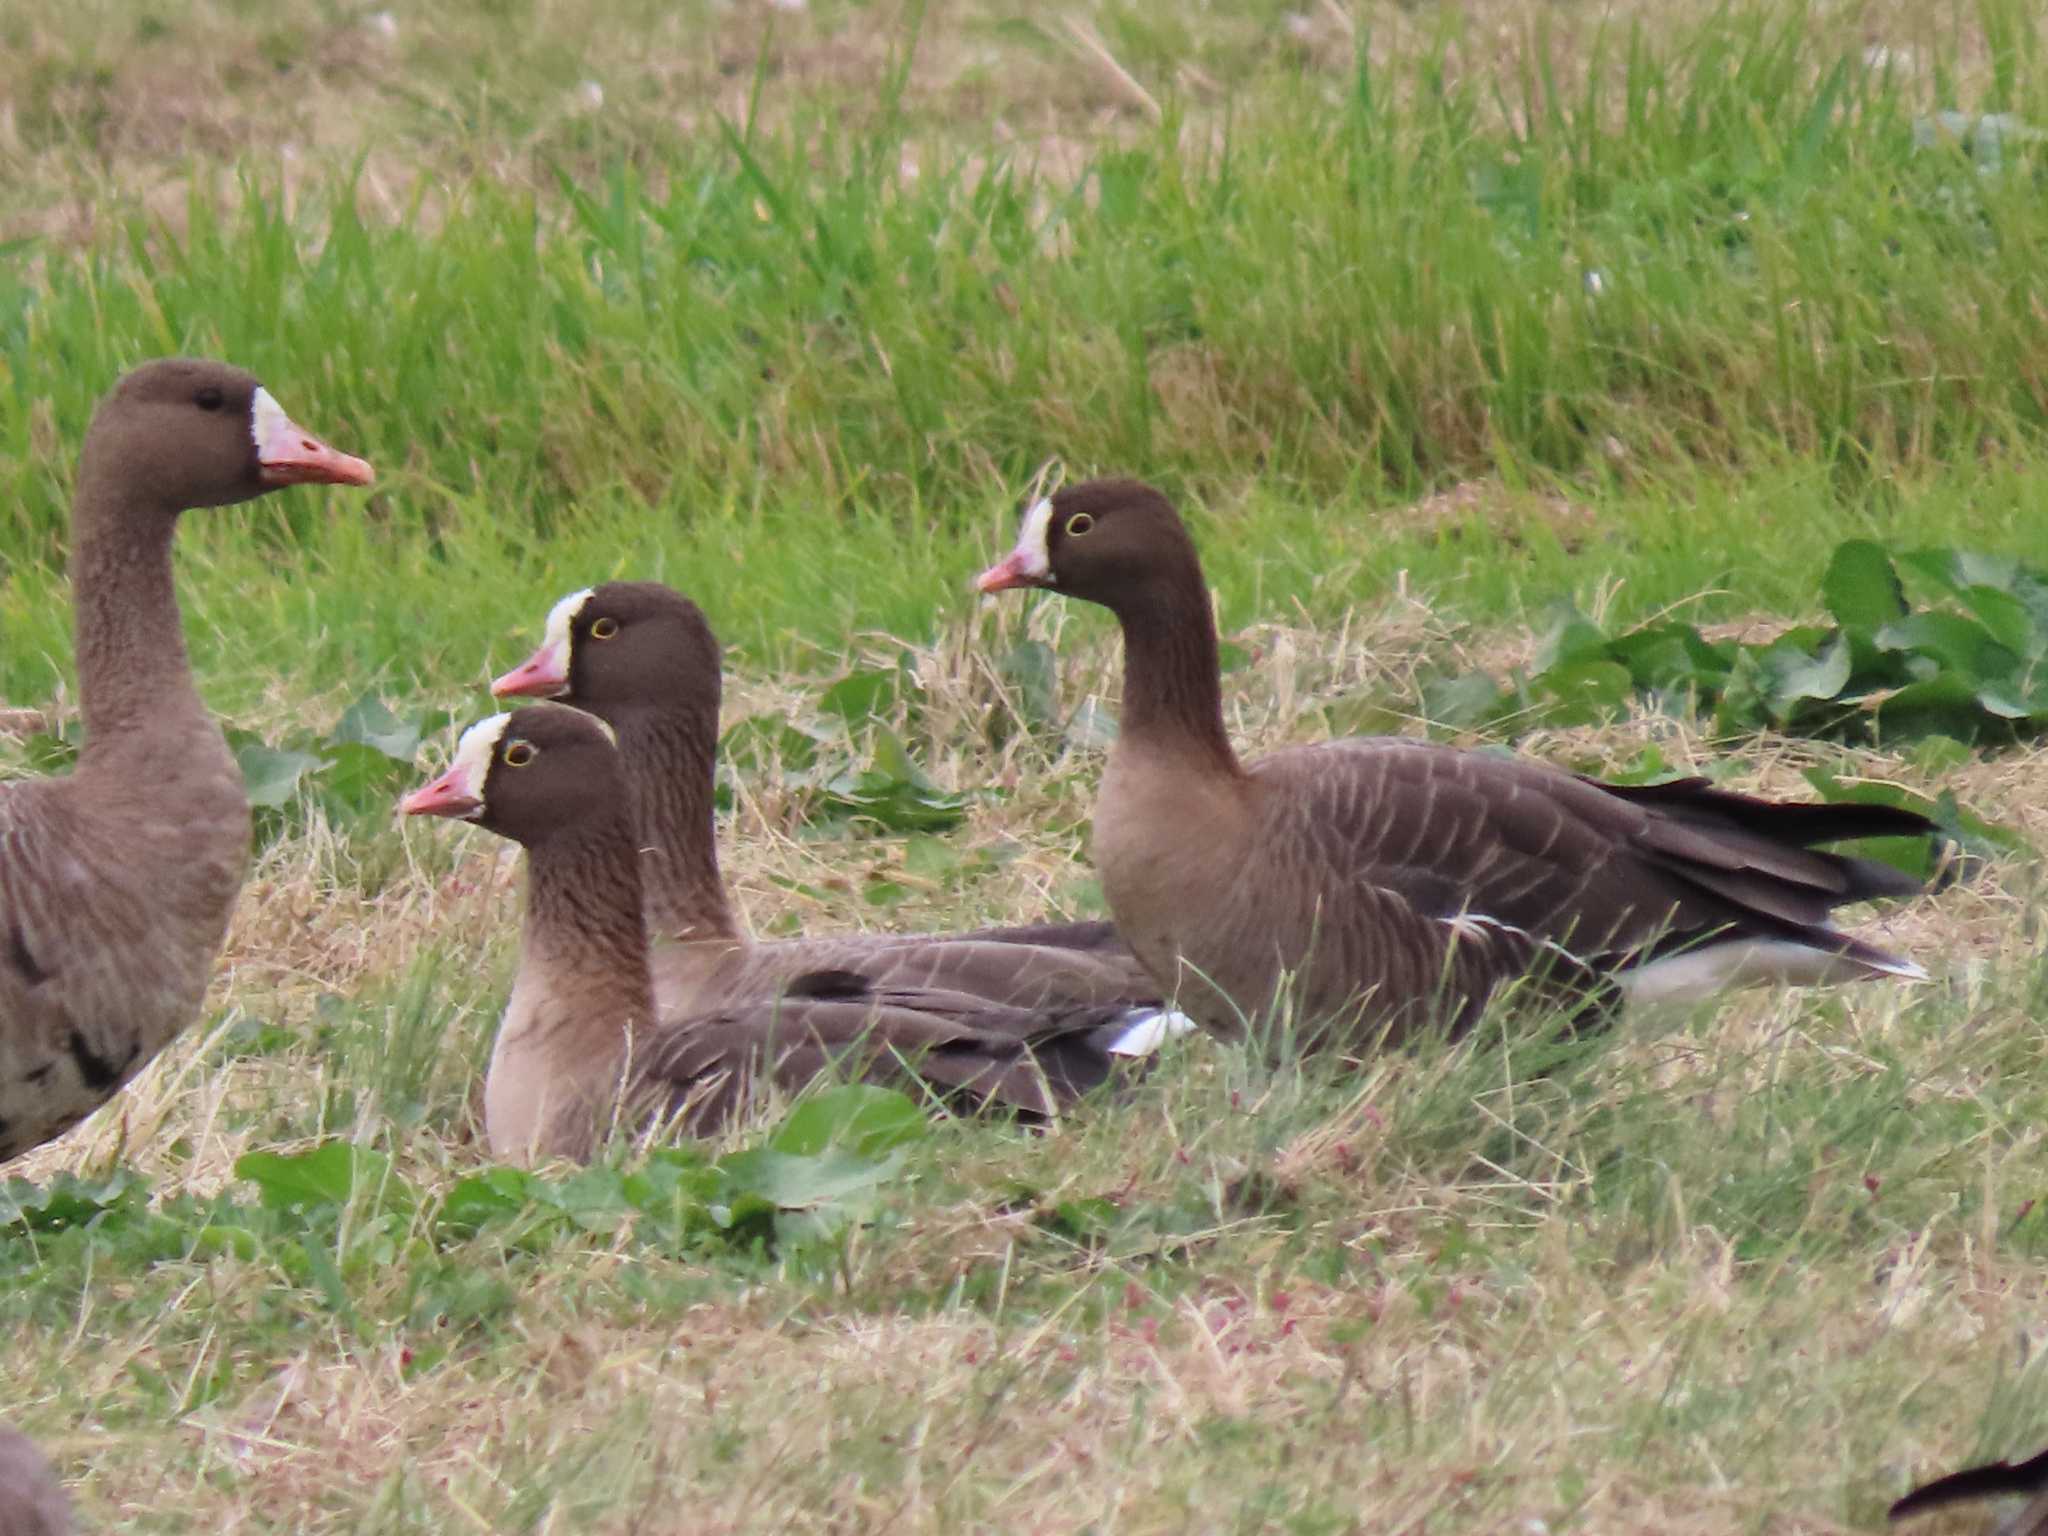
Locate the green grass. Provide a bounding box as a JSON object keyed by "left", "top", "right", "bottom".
{"left": 6, "top": 0, "right": 2048, "bottom": 1530}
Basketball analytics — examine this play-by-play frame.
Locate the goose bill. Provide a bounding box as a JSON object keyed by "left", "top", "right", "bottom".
{"left": 251, "top": 386, "right": 376, "bottom": 488}
{"left": 400, "top": 765, "right": 484, "bottom": 820}
{"left": 974, "top": 497, "right": 1055, "bottom": 592}
{"left": 492, "top": 642, "right": 569, "bottom": 699}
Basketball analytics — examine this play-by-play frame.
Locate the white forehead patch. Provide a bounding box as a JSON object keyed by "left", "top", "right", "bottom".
{"left": 542, "top": 587, "right": 594, "bottom": 658}
{"left": 446, "top": 712, "right": 512, "bottom": 814}
{"left": 1011, "top": 497, "right": 1055, "bottom": 580}
{"left": 249, "top": 386, "right": 291, "bottom": 452}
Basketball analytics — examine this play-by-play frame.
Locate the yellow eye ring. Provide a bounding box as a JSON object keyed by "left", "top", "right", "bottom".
{"left": 503, "top": 741, "right": 537, "bottom": 768}
{"left": 589, "top": 617, "right": 620, "bottom": 640}
{"left": 1065, "top": 513, "right": 1095, "bottom": 537}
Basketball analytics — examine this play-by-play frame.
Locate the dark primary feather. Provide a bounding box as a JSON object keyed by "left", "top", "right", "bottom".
{"left": 1891, "top": 1446, "right": 2048, "bottom": 1524}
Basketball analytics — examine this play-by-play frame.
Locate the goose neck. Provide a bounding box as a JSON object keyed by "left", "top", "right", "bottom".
{"left": 604, "top": 702, "right": 743, "bottom": 943}
{"left": 1110, "top": 580, "right": 1242, "bottom": 777}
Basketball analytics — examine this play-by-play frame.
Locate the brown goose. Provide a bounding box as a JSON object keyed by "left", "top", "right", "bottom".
{"left": 0, "top": 360, "right": 372, "bottom": 1162}
{"left": 487, "top": 581, "right": 1177, "bottom": 1038}
{"left": 1891, "top": 1446, "right": 2048, "bottom": 1530}
{"left": 403, "top": 705, "right": 1184, "bottom": 1160}
{"left": 975, "top": 478, "right": 1937, "bottom": 1050}
{"left": 0, "top": 1423, "right": 69, "bottom": 1536}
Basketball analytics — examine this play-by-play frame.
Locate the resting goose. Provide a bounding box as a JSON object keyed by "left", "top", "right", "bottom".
{"left": 975, "top": 478, "right": 1937, "bottom": 1051}
{"left": 488, "top": 581, "right": 1172, "bottom": 1031}
{"left": 404, "top": 705, "right": 1181, "bottom": 1160}
{"left": 0, "top": 1423, "right": 69, "bottom": 1536}
{"left": 0, "top": 360, "right": 372, "bottom": 1161}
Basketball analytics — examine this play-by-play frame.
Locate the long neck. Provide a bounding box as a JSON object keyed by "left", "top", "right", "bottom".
{"left": 1111, "top": 574, "right": 1243, "bottom": 776}
{"left": 609, "top": 703, "right": 742, "bottom": 943}
{"left": 520, "top": 814, "right": 660, "bottom": 1038}
{"left": 69, "top": 466, "right": 202, "bottom": 758}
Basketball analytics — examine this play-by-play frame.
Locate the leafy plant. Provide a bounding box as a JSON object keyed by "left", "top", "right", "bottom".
{"left": 1428, "top": 541, "right": 2048, "bottom": 749}
{"left": 721, "top": 683, "right": 968, "bottom": 834}
{"left": 230, "top": 692, "right": 452, "bottom": 840}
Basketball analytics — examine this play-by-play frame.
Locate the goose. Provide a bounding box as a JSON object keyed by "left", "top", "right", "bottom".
{"left": 403, "top": 705, "right": 1183, "bottom": 1160}
{"left": 974, "top": 478, "right": 1938, "bottom": 1051}
{"left": 1890, "top": 1445, "right": 2048, "bottom": 1530}
{"left": 486, "top": 580, "right": 1179, "bottom": 1036}
{"left": 0, "top": 360, "right": 372, "bottom": 1162}
{"left": 0, "top": 1423, "right": 68, "bottom": 1536}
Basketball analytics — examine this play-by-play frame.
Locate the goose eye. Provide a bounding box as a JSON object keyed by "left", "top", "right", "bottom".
{"left": 1065, "top": 513, "right": 1095, "bottom": 537}
{"left": 503, "top": 741, "right": 538, "bottom": 768}
{"left": 589, "top": 617, "right": 620, "bottom": 640}
{"left": 195, "top": 387, "right": 224, "bottom": 412}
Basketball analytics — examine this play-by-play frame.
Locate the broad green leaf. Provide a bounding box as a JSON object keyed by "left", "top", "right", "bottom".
{"left": 1871, "top": 674, "right": 1993, "bottom": 743}
{"left": 0, "top": 1169, "right": 149, "bottom": 1232}
{"left": 329, "top": 694, "right": 422, "bottom": 761}
{"left": 1955, "top": 585, "right": 2040, "bottom": 659}
{"left": 819, "top": 666, "right": 902, "bottom": 727}
{"left": 1761, "top": 635, "right": 1851, "bottom": 720}
{"left": 235, "top": 1143, "right": 400, "bottom": 1213}
{"left": 550, "top": 1167, "right": 634, "bottom": 1233}
{"left": 438, "top": 1167, "right": 547, "bottom": 1234}
{"left": 1874, "top": 612, "right": 2014, "bottom": 681}
{"left": 1419, "top": 672, "right": 1504, "bottom": 729}
{"left": 1821, "top": 540, "right": 1907, "bottom": 629}
{"left": 319, "top": 742, "right": 413, "bottom": 815}
{"left": 715, "top": 1146, "right": 907, "bottom": 1212}
{"left": 1533, "top": 659, "right": 1633, "bottom": 725}
{"left": 236, "top": 742, "right": 324, "bottom": 809}
{"left": 770, "top": 1085, "right": 928, "bottom": 1159}
{"left": 1973, "top": 681, "right": 2037, "bottom": 721}
{"left": 1532, "top": 604, "right": 1607, "bottom": 671}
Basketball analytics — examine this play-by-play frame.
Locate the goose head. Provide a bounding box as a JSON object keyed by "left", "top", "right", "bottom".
{"left": 973, "top": 478, "right": 1194, "bottom": 612}
{"left": 84, "top": 358, "right": 373, "bottom": 516}
{"left": 490, "top": 581, "right": 722, "bottom": 727}
{"left": 400, "top": 703, "right": 622, "bottom": 848}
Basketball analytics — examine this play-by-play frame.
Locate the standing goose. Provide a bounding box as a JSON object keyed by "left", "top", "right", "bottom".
{"left": 975, "top": 478, "right": 1937, "bottom": 1050}
{"left": 404, "top": 705, "right": 1178, "bottom": 1160}
{"left": 0, "top": 360, "right": 372, "bottom": 1162}
{"left": 487, "top": 581, "right": 1178, "bottom": 1037}
{"left": 0, "top": 1423, "right": 69, "bottom": 1536}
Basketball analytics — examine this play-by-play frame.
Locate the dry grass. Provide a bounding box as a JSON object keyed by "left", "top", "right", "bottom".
{"left": 0, "top": 0, "right": 2015, "bottom": 242}
{"left": 11, "top": 586, "right": 2046, "bottom": 1531}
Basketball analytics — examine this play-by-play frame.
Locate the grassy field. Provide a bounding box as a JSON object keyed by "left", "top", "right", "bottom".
{"left": 6, "top": 0, "right": 2048, "bottom": 1530}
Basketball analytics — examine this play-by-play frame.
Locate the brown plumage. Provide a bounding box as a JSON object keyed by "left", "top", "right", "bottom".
{"left": 0, "top": 360, "right": 372, "bottom": 1163}
{"left": 487, "top": 580, "right": 1166, "bottom": 1039}
{"left": 0, "top": 1423, "right": 71, "bottom": 1536}
{"left": 976, "top": 478, "right": 1938, "bottom": 1052}
{"left": 404, "top": 705, "right": 1181, "bottom": 1161}
{"left": 1891, "top": 1445, "right": 2048, "bottom": 1530}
